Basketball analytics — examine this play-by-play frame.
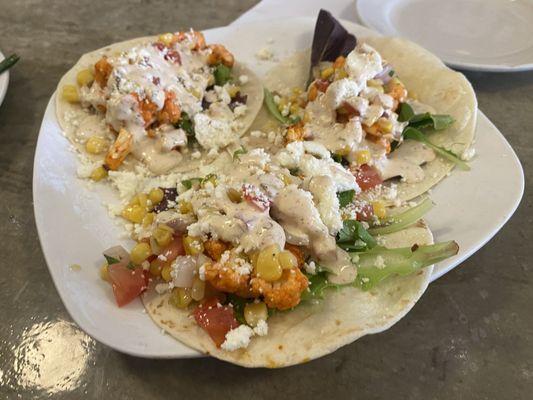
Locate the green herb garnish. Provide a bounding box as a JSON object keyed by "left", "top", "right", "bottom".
{"left": 337, "top": 189, "right": 355, "bottom": 208}
{"left": 368, "top": 197, "right": 434, "bottom": 236}
{"left": 227, "top": 294, "right": 247, "bottom": 324}
{"left": 353, "top": 241, "right": 459, "bottom": 290}
{"left": 263, "top": 88, "right": 301, "bottom": 126}
{"left": 233, "top": 146, "right": 247, "bottom": 160}
{"left": 181, "top": 177, "right": 202, "bottom": 190}
{"left": 403, "top": 127, "right": 470, "bottom": 171}
{"left": 214, "top": 64, "right": 232, "bottom": 86}
{"left": 176, "top": 112, "right": 195, "bottom": 137}
{"left": 0, "top": 54, "right": 20, "bottom": 74}
{"left": 336, "top": 220, "right": 377, "bottom": 252}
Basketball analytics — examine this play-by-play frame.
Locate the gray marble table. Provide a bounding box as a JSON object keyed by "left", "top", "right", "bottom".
{"left": 0, "top": 1, "right": 532, "bottom": 399}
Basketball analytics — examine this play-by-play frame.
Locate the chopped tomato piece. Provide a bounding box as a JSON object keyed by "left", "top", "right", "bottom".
{"left": 160, "top": 235, "right": 185, "bottom": 263}
{"left": 193, "top": 297, "right": 239, "bottom": 347}
{"left": 242, "top": 183, "right": 271, "bottom": 211}
{"left": 108, "top": 263, "right": 147, "bottom": 307}
{"left": 164, "top": 50, "right": 181, "bottom": 64}
{"left": 352, "top": 164, "right": 383, "bottom": 191}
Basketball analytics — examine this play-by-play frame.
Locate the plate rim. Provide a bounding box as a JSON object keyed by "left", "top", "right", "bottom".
{"left": 0, "top": 50, "right": 10, "bottom": 107}
{"left": 355, "top": 0, "right": 533, "bottom": 72}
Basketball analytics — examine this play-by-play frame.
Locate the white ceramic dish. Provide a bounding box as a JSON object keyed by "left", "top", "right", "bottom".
{"left": 356, "top": 0, "right": 533, "bottom": 72}
{"left": 0, "top": 51, "right": 10, "bottom": 107}
{"left": 33, "top": 18, "right": 524, "bottom": 358}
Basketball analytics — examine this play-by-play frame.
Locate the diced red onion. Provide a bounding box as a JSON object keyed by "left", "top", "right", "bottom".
{"left": 171, "top": 256, "right": 196, "bottom": 288}
{"left": 103, "top": 245, "right": 130, "bottom": 264}
{"left": 375, "top": 64, "right": 393, "bottom": 84}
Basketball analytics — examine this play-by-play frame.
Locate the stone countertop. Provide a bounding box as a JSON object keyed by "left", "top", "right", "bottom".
{"left": 0, "top": 1, "right": 532, "bottom": 399}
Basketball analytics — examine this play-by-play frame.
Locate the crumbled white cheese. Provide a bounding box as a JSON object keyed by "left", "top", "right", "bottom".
{"left": 253, "top": 320, "right": 268, "bottom": 336}
{"left": 305, "top": 261, "right": 317, "bottom": 275}
{"left": 255, "top": 47, "right": 273, "bottom": 60}
{"left": 221, "top": 325, "right": 254, "bottom": 351}
{"left": 375, "top": 255, "right": 386, "bottom": 269}
{"left": 461, "top": 147, "right": 476, "bottom": 161}
{"left": 198, "top": 264, "right": 206, "bottom": 281}
{"left": 238, "top": 75, "right": 249, "bottom": 85}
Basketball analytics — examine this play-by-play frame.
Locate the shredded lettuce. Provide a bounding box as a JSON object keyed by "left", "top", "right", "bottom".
{"left": 368, "top": 197, "right": 434, "bottom": 236}
{"left": 353, "top": 241, "right": 459, "bottom": 290}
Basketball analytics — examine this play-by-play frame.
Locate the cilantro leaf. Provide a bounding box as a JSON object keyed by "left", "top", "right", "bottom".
{"left": 264, "top": 88, "right": 298, "bottom": 126}
{"left": 337, "top": 189, "right": 355, "bottom": 208}
{"left": 233, "top": 146, "right": 247, "bottom": 160}
{"left": 409, "top": 113, "right": 455, "bottom": 130}
{"left": 398, "top": 102, "right": 415, "bottom": 122}
{"left": 301, "top": 271, "right": 345, "bottom": 301}
{"left": 181, "top": 177, "right": 202, "bottom": 190}
{"left": 176, "top": 112, "right": 195, "bottom": 137}
{"left": 336, "top": 220, "right": 377, "bottom": 251}
{"left": 227, "top": 294, "right": 247, "bottom": 324}
{"left": 214, "top": 64, "right": 232, "bottom": 86}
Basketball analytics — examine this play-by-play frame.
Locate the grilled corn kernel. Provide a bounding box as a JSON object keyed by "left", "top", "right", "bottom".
{"left": 130, "top": 242, "right": 152, "bottom": 265}
{"left": 227, "top": 188, "right": 242, "bottom": 203}
{"left": 355, "top": 150, "right": 372, "bottom": 165}
{"left": 278, "top": 250, "right": 298, "bottom": 270}
{"left": 364, "top": 123, "right": 380, "bottom": 136}
{"left": 367, "top": 79, "right": 382, "bottom": 88}
{"left": 62, "top": 85, "right": 79, "bottom": 103}
{"left": 183, "top": 235, "right": 204, "bottom": 256}
{"left": 161, "top": 265, "right": 172, "bottom": 282}
{"left": 292, "top": 87, "right": 303, "bottom": 95}
{"left": 255, "top": 244, "right": 282, "bottom": 281}
{"left": 244, "top": 302, "right": 268, "bottom": 327}
{"left": 377, "top": 118, "right": 393, "bottom": 134}
{"left": 85, "top": 135, "right": 107, "bottom": 154}
{"left": 158, "top": 33, "right": 175, "bottom": 46}
{"left": 333, "top": 56, "right": 346, "bottom": 69}
{"left": 100, "top": 263, "right": 110, "bottom": 282}
{"left": 143, "top": 212, "right": 155, "bottom": 227}
{"left": 320, "top": 67, "right": 335, "bottom": 80}
{"left": 281, "top": 174, "right": 292, "bottom": 186}
{"left": 308, "top": 85, "right": 318, "bottom": 101}
{"left": 335, "top": 145, "right": 351, "bottom": 157}
{"left": 149, "top": 259, "right": 165, "bottom": 277}
{"left": 227, "top": 85, "right": 241, "bottom": 98}
{"left": 153, "top": 224, "right": 174, "bottom": 247}
{"left": 90, "top": 166, "right": 108, "bottom": 181}
{"left": 76, "top": 69, "right": 94, "bottom": 87}
{"left": 137, "top": 193, "right": 148, "bottom": 209}
{"left": 372, "top": 201, "right": 387, "bottom": 219}
{"left": 335, "top": 69, "right": 348, "bottom": 80}
{"left": 148, "top": 188, "right": 164, "bottom": 205}
{"left": 191, "top": 276, "right": 206, "bottom": 301}
{"left": 122, "top": 204, "right": 145, "bottom": 223}
{"left": 170, "top": 287, "right": 192, "bottom": 309}
{"left": 250, "top": 251, "right": 259, "bottom": 268}
{"left": 289, "top": 103, "right": 300, "bottom": 115}
{"left": 178, "top": 200, "right": 193, "bottom": 214}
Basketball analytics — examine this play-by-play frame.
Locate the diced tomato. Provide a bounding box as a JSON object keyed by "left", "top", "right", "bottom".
{"left": 242, "top": 183, "right": 271, "bottom": 211}
{"left": 356, "top": 203, "right": 374, "bottom": 221}
{"left": 193, "top": 297, "right": 239, "bottom": 347}
{"left": 153, "top": 42, "right": 166, "bottom": 51}
{"left": 108, "top": 264, "right": 147, "bottom": 307}
{"left": 160, "top": 235, "right": 185, "bottom": 263}
{"left": 315, "top": 79, "right": 330, "bottom": 92}
{"left": 352, "top": 164, "right": 383, "bottom": 191}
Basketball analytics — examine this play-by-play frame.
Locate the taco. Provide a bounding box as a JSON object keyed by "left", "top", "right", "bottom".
{"left": 258, "top": 10, "right": 477, "bottom": 202}
{"left": 96, "top": 139, "right": 458, "bottom": 368}
{"left": 56, "top": 30, "right": 264, "bottom": 177}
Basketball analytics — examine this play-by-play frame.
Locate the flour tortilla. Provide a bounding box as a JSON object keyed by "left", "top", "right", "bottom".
{"left": 143, "top": 222, "right": 434, "bottom": 368}
{"left": 258, "top": 36, "right": 477, "bottom": 201}
{"left": 55, "top": 35, "right": 264, "bottom": 165}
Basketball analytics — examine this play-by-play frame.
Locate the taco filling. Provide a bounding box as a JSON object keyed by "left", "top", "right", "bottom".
{"left": 98, "top": 141, "right": 458, "bottom": 353}
{"left": 58, "top": 30, "right": 262, "bottom": 176}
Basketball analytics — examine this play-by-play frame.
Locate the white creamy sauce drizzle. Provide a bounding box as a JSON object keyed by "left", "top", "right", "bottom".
{"left": 377, "top": 140, "right": 436, "bottom": 182}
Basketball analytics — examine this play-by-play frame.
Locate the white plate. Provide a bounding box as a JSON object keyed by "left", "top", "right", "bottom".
{"left": 33, "top": 18, "right": 524, "bottom": 358}
{"left": 356, "top": 0, "right": 533, "bottom": 72}
{"left": 0, "top": 51, "right": 10, "bottom": 106}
